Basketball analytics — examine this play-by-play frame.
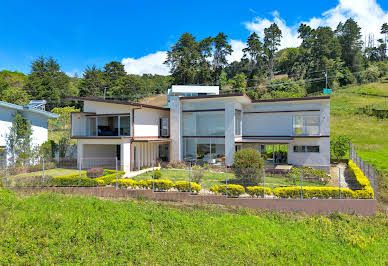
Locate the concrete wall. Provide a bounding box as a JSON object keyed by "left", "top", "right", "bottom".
{"left": 11, "top": 187, "right": 377, "bottom": 216}
{"left": 170, "top": 97, "right": 182, "bottom": 161}
{"left": 134, "top": 108, "right": 169, "bottom": 137}
{"left": 84, "top": 101, "right": 131, "bottom": 114}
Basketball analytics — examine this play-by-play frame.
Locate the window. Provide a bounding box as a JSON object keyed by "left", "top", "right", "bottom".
{"left": 183, "top": 137, "right": 225, "bottom": 163}
{"left": 235, "top": 110, "right": 242, "bottom": 136}
{"left": 183, "top": 111, "right": 225, "bottom": 136}
{"left": 293, "top": 116, "right": 320, "bottom": 135}
{"left": 119, "top": 116, "right": 130, "bottom": 136}
{"left": 160, "top": 117, "right": 169, "bottom": 137}
{"left": 293, "top": 145, "right": 320, "bottom": 153}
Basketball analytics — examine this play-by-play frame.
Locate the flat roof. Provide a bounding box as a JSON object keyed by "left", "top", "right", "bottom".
{"left": 67, "top": 96, "right": 170, "bottom": 111}
{"left": 180, "top": 94, "right": 330, "bottom": 103}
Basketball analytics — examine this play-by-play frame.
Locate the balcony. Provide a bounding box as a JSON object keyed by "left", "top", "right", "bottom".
{"left": 71, "top": 113, "right": 131, "bottom": 138}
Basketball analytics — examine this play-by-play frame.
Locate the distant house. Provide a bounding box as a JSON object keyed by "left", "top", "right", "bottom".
{"left": 0, "top": 100, "right": 58, "bottom": 164}
{"left": 69, "top": 85, "right": 330, "bottom": 173}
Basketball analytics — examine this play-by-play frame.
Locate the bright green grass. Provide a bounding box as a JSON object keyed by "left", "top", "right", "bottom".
{"left": 331, "top": 81, "right": 388, "bottom": 202}
{"left": 9, "top": 168, "right": 79, "bottom": 179}
{"left": 133, "top": 169, "right": 326, "bottom": 189}
{"left": 0, "top": 189, "right": 387, "bottom": 264}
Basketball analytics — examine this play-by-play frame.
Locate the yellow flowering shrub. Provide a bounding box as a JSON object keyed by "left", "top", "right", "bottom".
{"left": 218, "top": 184, "right": 245, "bottom": 197}
{"left": 246, "top": 186, "right": 272, "bottom": 197}
{"left": 111, "top": 179, "right": 137, "bottom": 189}
{"left": 146, "top": 179, "right": 174, "bottom": 191}
{"left": 174, "top": 181, "right": 201, "bottom": 193}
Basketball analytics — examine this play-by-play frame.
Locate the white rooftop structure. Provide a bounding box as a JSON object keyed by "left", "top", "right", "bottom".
{"left": 168, "top": 85, "right": 219, "bottom": 96}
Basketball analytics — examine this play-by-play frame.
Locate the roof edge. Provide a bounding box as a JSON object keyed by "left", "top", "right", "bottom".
{"left": 180, "top": 94, "right": 330, "bottom": 103}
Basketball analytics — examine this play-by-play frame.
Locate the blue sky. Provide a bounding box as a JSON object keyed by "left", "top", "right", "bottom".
{"left": 0, "top": 0, "right": 387, "bottom": 76}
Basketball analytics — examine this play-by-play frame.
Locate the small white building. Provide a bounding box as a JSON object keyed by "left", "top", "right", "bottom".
{"left": 0, "top": 100, "right": 59, "bottom": 163}
{"left": 70, "top": 87, "right": 331, "bottom": 173}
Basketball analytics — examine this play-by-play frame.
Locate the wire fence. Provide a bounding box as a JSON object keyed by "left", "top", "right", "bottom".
{"left": 0, "top": 156, "right": 374, "bottom": 200}
{"left": 349, "top": 143, "right": 377, "bottom": 198}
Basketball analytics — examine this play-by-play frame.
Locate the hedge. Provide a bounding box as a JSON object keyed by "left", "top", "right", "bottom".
{"left": 95, "top": 171, "right": 126, "bottom": 186}
{"left": 50, "top": 173, "right": 98, "bottom": 187}
{"left": 146, "top": 179, "right": 174, "bottom": 191}
{"left": 103, "top": 169, "right": 125, "bottom": 176}
{"left": 246, "top": 186, "right": 272, "bottom": 197}
{"left": 348, "top": 160, "right": 374, "bottom": 199}
{"left": 174, "top": 181, "right": 201, "bottom": 193}
{"left": 112, "top": 179, "right": 138, "bottom": 189}
{"left": 211, "top": 184, "right": 245, "bottom": 197}
{"left": 273, "top": 187, "right": 355, "bottom": 199}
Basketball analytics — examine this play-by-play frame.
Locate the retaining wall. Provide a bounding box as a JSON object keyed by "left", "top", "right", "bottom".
{"left": 10, "top": 187, "right": 376, "bottom": 216}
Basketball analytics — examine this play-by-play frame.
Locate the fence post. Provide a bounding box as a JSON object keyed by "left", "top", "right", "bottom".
{"left": 115, "top": 157, "right": 118, "bottom": 190}
{"left": 189, "top": 162, "right": 192, "bottom": 194}
{"left": 78, "top": 158, "right": 82, "bottom": 186}
{"left": 373, "top": 168, "right": 376, "bottom": 199}
{"left": 338, "top": 167, "right": 341, "bottom": 199}
{"left": 152, "top": 161, "right": 155, "bottom": 191}
{"left": 225, "top": 165, "right": 228, "bottom": 198}
{"left": 5, "top": 163, "right": 8, "bottom": 187}
{"left": 42, "top": 157, "right": 45, "bottom": 186}
{"left": 300, "top": 168, "right": 303, "bottom": 199}
{"left": 262, "top": 168, "right": 265, "bottom": 198}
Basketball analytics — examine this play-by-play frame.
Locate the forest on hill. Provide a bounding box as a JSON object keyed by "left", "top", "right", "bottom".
{"left": 0, "top": 19, "right": 387, "bottom": 109}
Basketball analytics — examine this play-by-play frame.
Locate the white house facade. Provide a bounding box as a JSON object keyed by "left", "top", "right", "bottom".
{"left": 0, "top": 100, "right": 59, "bottom": 164}
{"left": 70, "top": 89, "right": 331, "bottom": 173}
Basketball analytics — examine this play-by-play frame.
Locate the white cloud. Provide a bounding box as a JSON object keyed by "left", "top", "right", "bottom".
{"left": 227, "top": 40, "right": 246, "bottom": 63}
{"left": 245, "top": 0, "right": 388, "bottom": 49}
{"left": 122, "top": 51, "right": 170, "bottom": 76}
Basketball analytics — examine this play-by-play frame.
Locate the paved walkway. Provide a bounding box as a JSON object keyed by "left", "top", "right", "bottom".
{"left": 124, "top": 167, "right": 160, "bottom": 178}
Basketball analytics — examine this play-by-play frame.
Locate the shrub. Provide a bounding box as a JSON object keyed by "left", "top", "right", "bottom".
{"left": 348, "top": 160, "right": 374, "bottom": 198}
{"left": 50, "top": 173, "right": 98, "bottom": 187}
{"left": 87, "top": 168, "right": 104, "bottom": 178}
{"left": 103, "top": 169, "right": 125, "bottom": 176}
{"left": 191, "top": 166, "right": 204, "bottom": 184}
{"left": 246, "top": 186, "right": 272, "bottom": 197}
{"left": 273, "top": 187, "right": 355, "bottom": 199}
{"left": 330, "top": 135, "right": 351, "bottom": 160}
{"left": 112, "top": 179, "right": 138, "bottom": 189}
{"left": 210, "top": 185, "right": 219, "bottom": 194}
{"left": 288, "top": 167, "right": 330, "bottom": 185}
{"left": 95, "top": 171, "right": 125, "bottom": 186}
{"left": 174, "top": 181, "right": 201, "bottom": 193}
{"left": 146, "top": 179, "right": 174, "bottom": 191}
{"left": 166, "top": 160, "right": 187, "bottom": 169}
{"left": 137, "top": 180, "right": 150, "bottom": 189}
{"left": 232, "top": 148, "right": 264, "bottom": 186}
{"left": 151, "top": 169, "right": 162, "bottom": 179}
{"left": 213, "top": 184, "right": 245, "bottom": 198}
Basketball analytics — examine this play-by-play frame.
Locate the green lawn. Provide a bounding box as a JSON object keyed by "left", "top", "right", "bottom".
{"left": 0, "top": 189, "right": 387, "bottom": 264}
{"left": 133, "top": 169, "right": 326, "bottom": 190}
{"left": 331, "top": 81, "right": 388, "bottom": 202}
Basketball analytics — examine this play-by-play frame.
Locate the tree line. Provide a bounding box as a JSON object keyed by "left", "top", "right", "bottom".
{"left": 0, "top": 19, "right": 387, "bottom": 109}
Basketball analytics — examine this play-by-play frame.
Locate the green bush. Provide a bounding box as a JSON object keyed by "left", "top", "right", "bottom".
{"left": 330, "top": 135, "right": 351, "bottom": 159}
{"left": 212, "top": 184, "right": 245, "bottom": 198}
{"left": 50, "top": 173, "right": 98, "bottom": 187}
{"left": 246, "top": 186, "right": 272, "bottom": 197}
{"left": 151, "top": 169, "right": 162, "bottom": 179}
{"left": 232, "top": 148, "right": 264, "bottom": 186}
{"left": 146, "top": 179, "right": 174, "bottom": 191}
{"left": 95, "top": 171, "right": 125, "bottom": 186}
{"left": 273, "top": 187, "right": 355, "bottom": 199}
{"left": 103, "top": 169, "right": 125, "bottom": 176}
{"left": 348, "top": 160, "right": 374, "bottom": 198}
{"left": 174, "top": 181, "right": 201, "bottom": 193}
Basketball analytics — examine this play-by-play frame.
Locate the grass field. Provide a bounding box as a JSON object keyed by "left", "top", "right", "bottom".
{"left": 133, "top": 169, "right": 325, "bottom": 189}
{"left": 330, "top": 81, "right": 388, "bottom": 202}
{"left": 0, "top": 189, "right": 387, "bottom": 264}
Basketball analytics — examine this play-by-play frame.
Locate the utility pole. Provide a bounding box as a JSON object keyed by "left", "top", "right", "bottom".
{"left": 325, "top": 70, "right": 328, "bottom": 91}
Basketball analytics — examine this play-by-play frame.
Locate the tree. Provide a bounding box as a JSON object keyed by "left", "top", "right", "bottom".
{"left": 24, "top": 56, "right": 72, "bottom": 109}
{"left": 232, "top": 148, "right": 264, "bottom": 186}
{"left": 264, "top": 23, "right": 282, "bottom": 80}
{"left": 219, "top": 70, "right": 228, "bottom": 90}
{"left": 377, "top": 39, "right": 387, "bottom": 60}
{"left": 381, "top": 23, "right": 388, "bottom": 44}
{"left": 213, "top": 32, "right": 233, "bottom": 79}
{"left": 1, "top": 87, "right": 30, "bottom": 105}
{"left": 335, "top": 18, "right": 363, "bottom": 72}
{"left": 330, "top": 135, "right": 351, "bottom": 160}
{"left": 6, "top": 112, "right": 33, "bottom": 165}
{"left": 104, "top": 61, "right": 126, "bottom": 89}
{"left": 78, "top": 65, "right": 106, "bottom": 97}
{"left": 228, "top": 73, "right": 247, "bottom": 90}
{"left": 242, "top": 32, "right": 265, "bottom": 83}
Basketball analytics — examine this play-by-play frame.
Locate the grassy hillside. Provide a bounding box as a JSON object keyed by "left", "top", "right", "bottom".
{"left": 0, "top": 189, "right": 387, "bottom": 264}
{"left": 331, "top": 81, "right": 388, "bottom": 202}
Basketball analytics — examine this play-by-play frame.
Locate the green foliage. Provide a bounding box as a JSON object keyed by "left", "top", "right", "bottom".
{"left": 146, "top": 179, "right": 174, "bottom": 191}
{"left": 213, "top": 184, "right": 245, "bottom": 197}
{"left": 112, "top": 179, "right": 138, "bottom": 189}
{"left": 330, "top": 135, "right": 351, "bottom": 159}
{"left": 288, "top": 166, "right": 330, "bottom": 185}
{"left": 39, "top": 140, "right": 58, "bottom": 160}
{"left": 232, "top": 148, "right": 264, "bottom": 186}
{"left": 264, "top": 23, "right": 282, "bottom": 79}
{"left": 6, "top": 112, "right": 33, "bottom": 165}
{"left": 273, "top": 186, "right": 355, "bottom": 199}
{"left": 174, "top": 181, "right": 201, "bottom": 193}
{"left": 152, "top": 169, "right": 161, "bottom": 179}
{"left": 1, "top": 86, "right": 30, "bottom": 105}
{"left": 228, "top": 73, "right": 247, "bottom": 89}
{"left": 49, "top": 172, "right": 100, "bottom": 187}
{"left": 246, "top": 186, "right": 272, "bottom": 197}
{"left": 95, "top": 171, "right": 125, "bottom": 185}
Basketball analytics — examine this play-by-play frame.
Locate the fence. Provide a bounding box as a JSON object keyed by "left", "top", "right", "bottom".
{"left": 349, "top": 143, "right": 376, "bottom": 198}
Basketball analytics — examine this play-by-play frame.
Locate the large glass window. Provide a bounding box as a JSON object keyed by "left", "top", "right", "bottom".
{"left": 235, "top": 110, "right": 242, "bottom": 136}
{"left": 183, "top": 137, "right": 225, "bottom": 163}
{"left": 85, "top": 115, "right": 131, "bottom": 137}
{"left": 183, "top": 111, "right": 225, "bottom": 136}
{"left": 119, "top": 116, "right": 131, "bottom": 136}
{"left": 293, "top": 116, "right": 320, "bottom": 135}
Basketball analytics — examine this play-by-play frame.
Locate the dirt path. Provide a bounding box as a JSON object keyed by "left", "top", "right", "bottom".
{"left": 329, "top": 163, "right": 348, "bottom": 188}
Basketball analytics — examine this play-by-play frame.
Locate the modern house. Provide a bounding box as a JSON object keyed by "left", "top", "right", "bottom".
{"left": 0, "top": 100, "right": 58, "bottom": 164}
{"left": 70, "top": 87, "right": 330, "bottom": 173}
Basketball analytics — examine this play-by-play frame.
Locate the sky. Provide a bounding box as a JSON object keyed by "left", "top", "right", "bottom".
{"left": 0, "top": 0, "right": 387, "bottom": 77}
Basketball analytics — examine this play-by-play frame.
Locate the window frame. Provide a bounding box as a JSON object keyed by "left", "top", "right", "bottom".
{"left": 293, "top": 145, "right": 320, "bottom": 153}
{"left": 292, "top": 115, "right": 320, "bottom": 136}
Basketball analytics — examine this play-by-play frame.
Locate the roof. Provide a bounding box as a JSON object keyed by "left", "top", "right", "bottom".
{"left": 67, "top": 96, "right": 170, "bottom": 111}
{"left": 170, "top": 85, "right": 219, "bottom": 94}
{"left": 180, "top": 94, "right": 330, "bottom": 103}
{"left": 0, "top": 100, "right": 58, "bottom": 118}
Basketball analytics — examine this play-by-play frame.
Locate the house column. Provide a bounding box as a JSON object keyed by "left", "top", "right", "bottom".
{"left": 225, "top": 103, "right": 236, "bottom": 166}
{"left": 170, "top": 96, "right": 182, "bottom": 161}
{"left": 121, "top": 142, "right": 131, "bottom": 173}
{"left": 77, "top": 141, "right": 84, "bottom": 169}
